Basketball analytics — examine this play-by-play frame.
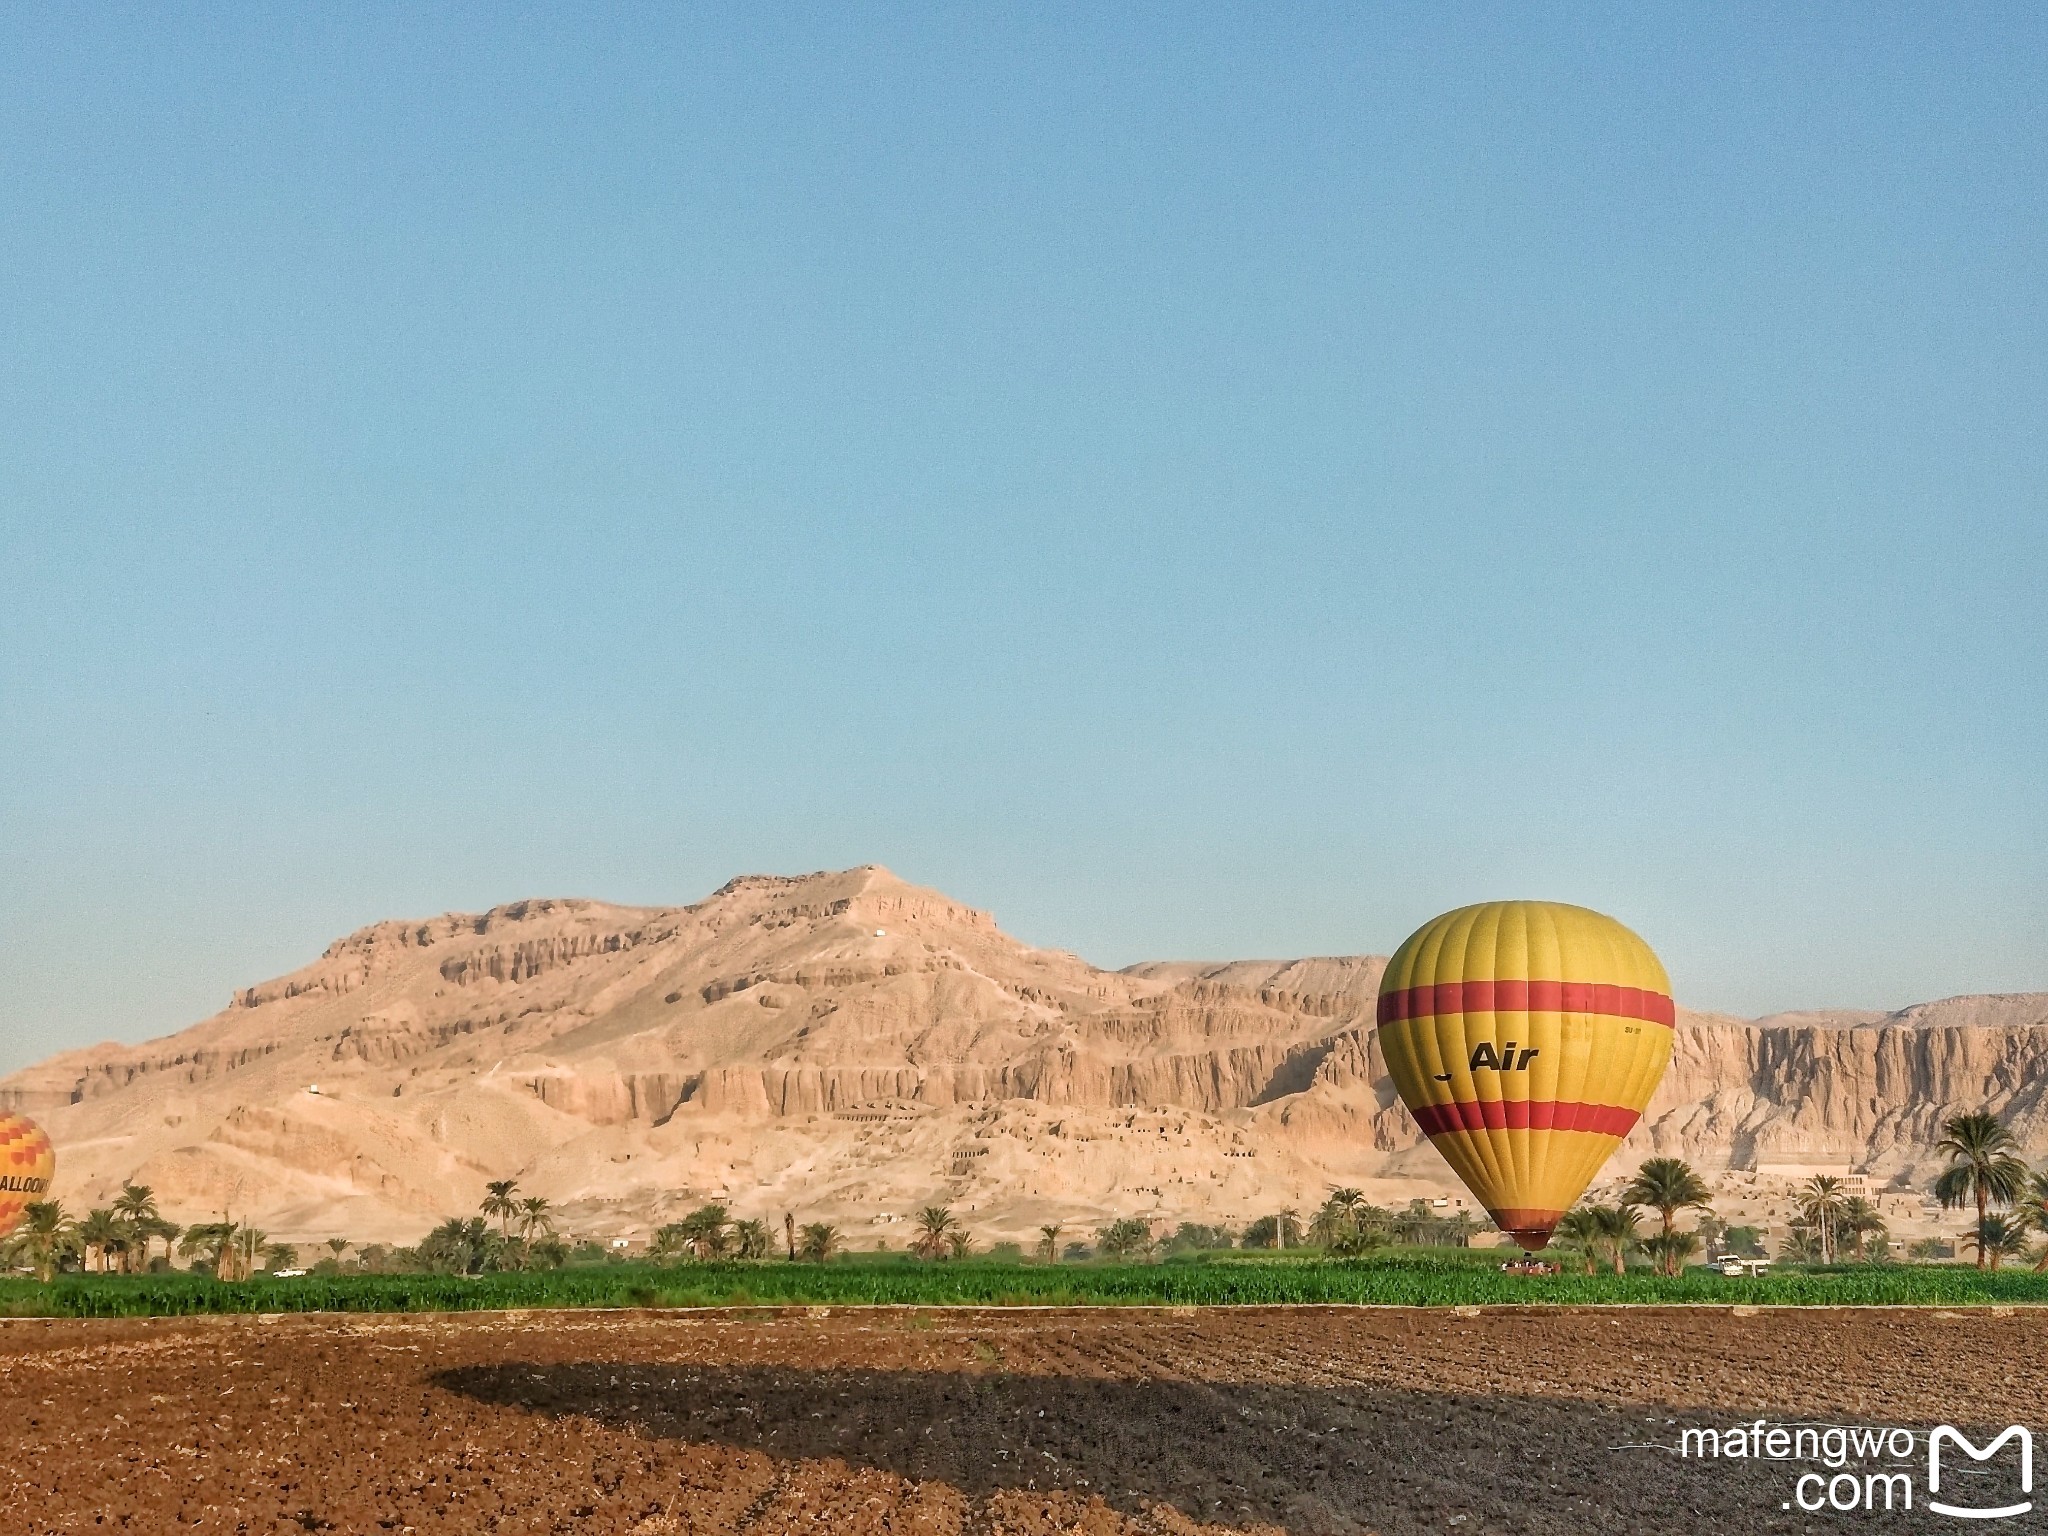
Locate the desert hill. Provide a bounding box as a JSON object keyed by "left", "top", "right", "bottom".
{"left": 5, "top": 866, "right": 2045, "bottom": 1247}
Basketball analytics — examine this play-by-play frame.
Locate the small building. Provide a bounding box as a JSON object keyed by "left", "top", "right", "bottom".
{"left": 1752, "top": 1156, "right": 1871, "bottom": 1197}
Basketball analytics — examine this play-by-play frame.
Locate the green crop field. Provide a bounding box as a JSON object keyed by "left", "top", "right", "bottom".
{"left": 5, "top": 1251, "right": 2047, "bottom": 1318}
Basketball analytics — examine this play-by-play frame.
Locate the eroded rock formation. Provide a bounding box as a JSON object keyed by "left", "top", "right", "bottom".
{"left": 4, "top": 866, "right": 2041, "bottom": 1245}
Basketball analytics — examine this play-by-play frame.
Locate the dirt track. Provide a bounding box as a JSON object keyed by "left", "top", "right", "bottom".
{"left": 3, "top": 1306, "right": 2041, "bottom": 1534}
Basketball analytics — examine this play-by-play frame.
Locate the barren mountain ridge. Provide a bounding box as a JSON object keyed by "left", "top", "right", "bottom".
{"left": 5, "top": 866, "right": 2043, "bottom": 1246}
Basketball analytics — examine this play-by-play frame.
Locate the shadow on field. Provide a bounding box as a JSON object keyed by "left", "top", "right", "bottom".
{"left": 428, "top": 1360, "right": 1902, "bottom": 1534}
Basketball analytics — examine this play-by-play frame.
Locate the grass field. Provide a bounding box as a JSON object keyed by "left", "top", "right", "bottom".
{"left": 7, "top": 1249, "right": 2048, "bottom": 1316}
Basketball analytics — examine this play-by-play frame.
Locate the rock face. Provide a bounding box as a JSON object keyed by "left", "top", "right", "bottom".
{"left": 1643, "top": 995, "right": 2048, "bottom": 1176}
{"left": 4, "top": 866, "right": 2043, "bottom": 1246}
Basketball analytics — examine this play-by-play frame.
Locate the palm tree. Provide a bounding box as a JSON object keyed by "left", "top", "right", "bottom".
{"left": 1780, "top": 1224, "right": 1825, "bottom": 1264}
{"left": 1309, "top": 1195, "right": 1352, "bottom": 1250}
{"left": 1589, "top": 1204, "right": 1641, "bottom": 1275}
{"left": 1331, "top": 1206, "right": 1392, "bottom": 1258}
{"left": 1642, "top": 1229, "right": 1702, "bottom": 1276}
{"left": 13, "top": 1201, "right": 75, "bottom": 1281}
{"left": 420, "top": 1216, "right": 495, "bottom": 1275}
{"left": 1693, "top": 1210, "right": 1727, "bottom": 1255}
{"left": 947, "top": 1229, "right": 975, "bottom": 1260}
{"left": 178, "top": 1221, "right": 236, "bottom": 1273}
{"left": 798, "top": 1222, "right": 839, "bottom": 1263}
{"left": 1840, "top": 1198, "right": 1887, "bottom": 1263}
{"left": 111, "top": 1184, "right": 161, "bottom": 1272}
{"left": 1623, "top": 1159, "right": 1713, "bottom": 1253}
{"left": 1548, "top": 1212, "right": 1597, "bottom": 1277}
{"left": 1391, "top": 1201, "right": 1435, "bottom": 1246}
{"left": 1934, "top": 1112, "right": 2030, "bottom": 1270}
{"left": 1036, "top": 1223, "right": 1063, "bottom": 1263}
{"left": 1313, "top": 1189, "right": 1384, "bottom": 1254}
{"left": 77, "top": 1208, "right": 124, "bottom": 1275}
{"left": 481, "top": 1180, "right": 521, "bottom": 1243}
{"left": 326, "top": 1238, "right": 350, "bottom": 1268}
{"left": 1794, "top": 1177, "right": 1848, "bottom": 1265}
{"left": 528, "top": 1234, "right": 569, "bottom": 1270}
{"left": 784, "top": 1211, "right": 797, "bottom": 1262}
{"left": 1097, "top": 1218, "right": 1154, "bottom": 1260}
{"left": 1966, "top": 1214, "right": 2028, "bottom": 1272}
{"left": 180, "top": 1220, "right": 251, "bottom": 1280}
{"left": 518, "top": 1197, "right": 555, "bottom": 1244}
{"left": 2019, "top": 1170, "right": 2048, "bottom": 1272}
{"left": 108, "top": 1225, "right": 142, "bottom": 1275}
{"left": 732, "top": 1218, "right": 772, "bottom": 1259}
{"left": 131, "top": 1214, "right": 179, "bottom": 1273}
{"left": 677, "top": 1204, "right": 731, "bottom": 1260}
{"left": 912, "top": 1206, "right": 957, "bottom": 1261}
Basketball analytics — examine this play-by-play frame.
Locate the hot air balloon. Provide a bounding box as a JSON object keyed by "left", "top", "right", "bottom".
{"left": 1376, "top": 901, "right": 1673, "bottom": 1252}
{"left": 0, "top": 1111, "right": 57, "bottom": 1240}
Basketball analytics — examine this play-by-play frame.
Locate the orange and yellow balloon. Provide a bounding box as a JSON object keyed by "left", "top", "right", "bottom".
{"left": 1377, "top": 901, "right": 1673, "bottom": 1251}
{"left": 0, "top": 1112, "right": 57, "bottom": 1240}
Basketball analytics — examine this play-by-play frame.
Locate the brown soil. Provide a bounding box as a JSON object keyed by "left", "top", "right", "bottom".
{"left": 2, "top": 1306, "right": 2039, "bottom": 1535}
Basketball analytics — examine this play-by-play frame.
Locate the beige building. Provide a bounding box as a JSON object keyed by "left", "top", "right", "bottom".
{"left": 1750, "top": 1157, "right": 1875, "bottom": 1197}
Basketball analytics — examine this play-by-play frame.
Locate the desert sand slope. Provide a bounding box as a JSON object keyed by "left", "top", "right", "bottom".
{"left": 4, "top": 866, "right": 2044, "bottom": 1246}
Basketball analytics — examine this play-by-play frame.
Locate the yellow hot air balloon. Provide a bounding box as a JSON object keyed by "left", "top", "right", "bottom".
{"left": 1377, "top": 901, "right": 1673, "bottom": 1251}
{"left": 0, "top": 1111, "right": 57, "bottom": 1240}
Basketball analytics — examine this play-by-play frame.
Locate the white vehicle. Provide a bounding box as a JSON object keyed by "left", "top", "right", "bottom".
{"left": 1715, "top": 1255, "right": 1770, "bottom": 1277}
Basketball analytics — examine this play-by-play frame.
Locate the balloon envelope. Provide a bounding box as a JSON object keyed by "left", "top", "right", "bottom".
{"left": 1376, "top": 901, "right": 1673, "bottom": 1251}
{"left": 0, "top": 1112, "right": 57, "bottom": 1240}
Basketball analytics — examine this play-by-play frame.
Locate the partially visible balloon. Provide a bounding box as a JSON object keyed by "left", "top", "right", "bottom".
{"left": 0, "top": 1112, "right": 57, "bottom": 1239}
{"left": 1376, "top": 901, "right": 1674, "bottom": 1251}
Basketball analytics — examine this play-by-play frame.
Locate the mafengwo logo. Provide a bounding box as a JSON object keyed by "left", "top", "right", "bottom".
{"left": 1666, "top": 1419, "right": 2032, "bottom": 1518}
{"left": 1929, "top": 1428, "right": 2033, "bottom": 1521}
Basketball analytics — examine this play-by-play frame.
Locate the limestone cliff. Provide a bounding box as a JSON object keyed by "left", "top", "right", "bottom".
{"left": 3, "top": 866, "right": 2041, "bottom": 1245}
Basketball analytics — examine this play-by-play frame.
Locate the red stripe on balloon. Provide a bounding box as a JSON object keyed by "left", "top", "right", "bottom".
{"left": 1375, "top": 979, "right": 1674, "bottom": 1027}
{"left": 1408, "top": 1099, "right": 1642, "bottom": 1137}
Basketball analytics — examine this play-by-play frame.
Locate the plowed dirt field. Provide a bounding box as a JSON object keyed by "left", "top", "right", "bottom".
{"left": 3, "top": 1306, "right": 2038, "bottom": 1534}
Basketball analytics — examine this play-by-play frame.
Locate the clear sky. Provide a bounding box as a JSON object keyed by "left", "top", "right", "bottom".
{"left": 3, "top": 6, "right": 2043, "bottom": 1074}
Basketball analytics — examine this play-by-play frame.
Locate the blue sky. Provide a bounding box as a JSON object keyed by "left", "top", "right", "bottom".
{"left": 3, "top": 6, "right": 2043, "bottom": 1072}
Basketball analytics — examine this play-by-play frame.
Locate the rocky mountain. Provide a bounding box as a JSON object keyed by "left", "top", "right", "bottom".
{"left": 5, "top": 866, "right": 2044, "bottom": 1247}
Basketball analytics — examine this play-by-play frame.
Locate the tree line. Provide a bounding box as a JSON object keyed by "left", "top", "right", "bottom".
{"left": 1547, "top": 1112, "right": 2048, "bottom": 1275}
{"left": 8, "top": 1111, "right": 2045, "bottom": 1280}
{"left": 0, "top": 1184, "right": 305, "bottom": 1281}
